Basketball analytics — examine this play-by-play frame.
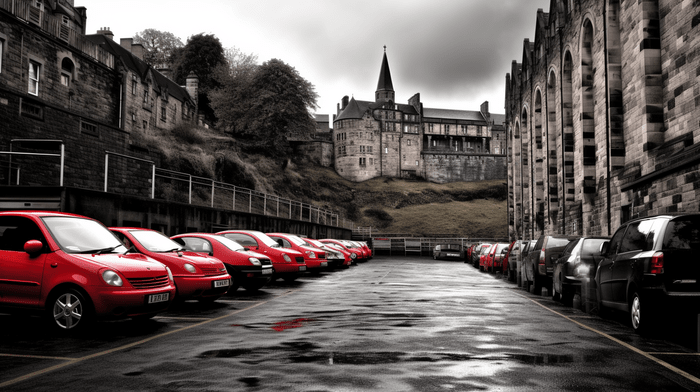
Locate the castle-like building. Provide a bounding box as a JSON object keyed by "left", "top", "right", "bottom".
{"left": 506, "top": 0, "right": 700, "bottom": 240}
{"left": 333, "top": 50, "right": 507, "bottom": 183}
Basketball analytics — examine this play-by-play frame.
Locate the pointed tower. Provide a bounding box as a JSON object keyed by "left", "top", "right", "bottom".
{"left": 375, "top": 46, "right": 395, "bottom": 103}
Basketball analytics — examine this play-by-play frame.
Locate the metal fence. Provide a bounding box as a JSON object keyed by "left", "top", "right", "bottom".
{"left": 371, "top": 237, "right": 509, "bottom": 256}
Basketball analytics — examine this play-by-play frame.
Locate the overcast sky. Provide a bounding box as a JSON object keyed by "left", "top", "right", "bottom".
{"left": 77, "top": 0, "right": 551, "bottom": 118}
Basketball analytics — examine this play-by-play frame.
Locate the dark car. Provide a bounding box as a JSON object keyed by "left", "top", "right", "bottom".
{"left": 595, "top": 214, "right": 700, "bottom": 333}
{"left": 433, "top": 243, "right": 464, "bottom": 261}
{"left": 552, "top": 236, "right": 609, "bottom": 306}
{"left": 523, "top": 235, "right": 579, "bottom": 295}
{"left": 471, "top": 243, "right": 491, "bottom": 268}
{"left": 503, "top": 240, "right": 526, "bottom": 282}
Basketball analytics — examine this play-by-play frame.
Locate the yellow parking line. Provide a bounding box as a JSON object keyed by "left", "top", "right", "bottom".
{"left": 0, "top": 353, "right": 74, "bottom": 361}
{"left": 516, "top": 293, "right": 700, "bottom": 385}
{"left": 152, "top": 316, "right": 214, "bottom": 321}
{"left": 0, "top": 289, "right": 298, "bottom": 389}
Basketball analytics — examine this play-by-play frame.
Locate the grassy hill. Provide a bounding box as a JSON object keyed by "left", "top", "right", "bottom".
{"left": 137, "top": 125, "right": 508, "bottom": 238}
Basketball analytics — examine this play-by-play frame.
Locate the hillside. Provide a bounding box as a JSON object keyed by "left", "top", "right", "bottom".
{"left": 139, "top": 125, "right": 508, "bottom": 238}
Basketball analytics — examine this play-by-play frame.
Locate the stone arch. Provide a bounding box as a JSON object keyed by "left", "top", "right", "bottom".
{"left": 547, "top": 68, "right": 560, "bottom": 222}
{"left": 562, "top": 50, "right": 575, "bottom": 204}
{"left": 534, "top": 88, "right": 545, "bottom": 233}
{"left": 580, "top": 17, "right": 597, "bottom": 195}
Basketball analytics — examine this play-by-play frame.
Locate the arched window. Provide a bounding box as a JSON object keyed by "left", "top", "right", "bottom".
{"left": 61, "top": 57, "right": 74, "bottom": 87}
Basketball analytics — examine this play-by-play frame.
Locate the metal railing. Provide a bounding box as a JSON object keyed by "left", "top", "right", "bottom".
{"left": 1, "top": 139, "right": 65, "bottom": 186}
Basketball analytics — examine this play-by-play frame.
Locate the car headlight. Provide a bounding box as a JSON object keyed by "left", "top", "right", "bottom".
{"left": 282, "top": 254, "right": 292, "bottom": 262}
{"left": 166, "top": 266, "right": 174, "bottom": 283}
{"left": 306, "top": 251, "right": 316, "bottom": 259}
{"left": 248, "top": 257, "right": 261, "bottom": 266}
{"left": 183, "top": 263, "right": 197, "bottom": 273}
{"left": 102, "top": 270, "right": 123, "bottom": 287}
{"left": 350, "top": 253, "right": 357, "bottom": 259}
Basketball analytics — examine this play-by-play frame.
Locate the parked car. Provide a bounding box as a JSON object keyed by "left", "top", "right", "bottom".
{"left": 552, "top": 236, "right": 609, "bottom": 305}
{"left": 522, "top": 235, "right": 579, "bottom": 295}
{"left": 478, "top": 243, "right": 495, "bottom": 271}
{"left": 267, "top": 233, "right": 328, "bottom": 274}
{"left": 595, "top": 214, "right": 700, "bottom": 333}
{"left": 320, "top": 242, "right": 356, "bottom": 266}
{"left": 502, "top": 240, "right": 525, "bottom": 282}
{"left": 304, "top": 238, "right": 349, "bottom": 268}
{"left": 0, "top": 212, "right": 176, "bottom": 332}
{"left": 171, "top": 233, "right": 273, "bottom": 292}
{"left": 356, "top": 241, "right": 373, "bottom": 260}
{"left": 217, "top": 230, "right": 307, "bottom": 282}
{"left": 110, "top": 228, "right": 231, "bottom": 302}
{"left": 348, "top": 240, "right": 371, "bottom": 261}
{"left": 433, "top": 243, "right": 464, "bottom": 261}
{"left": 464, "top": 244, "right": 478, "bottom": 264}
{"left": 471, "top": 243, "right": 491, "bottom": 268}
{"left": 320, "top": 239, "right": 364, "bottom": 263}
{"left": 485, "top": 243, "right": 510, "bottom": 273}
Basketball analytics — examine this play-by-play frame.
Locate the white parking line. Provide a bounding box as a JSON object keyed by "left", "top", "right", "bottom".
{"left": 516, "top": 292, "right": 700, "bottom": 385}
{"left": 0, "top": 353, "right": 74, "bottom": 361}
{"left": 0, "top": 289, "right": 299, "bottom": 389}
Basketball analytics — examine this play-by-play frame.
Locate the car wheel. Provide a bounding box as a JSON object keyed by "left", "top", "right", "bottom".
{"left": 532, "top": 270, "right": 543, "bottom": 295}
{"left": 561, "top": 286, "right": 574, "bottom": 306}
{"left": 47, "top": 289, "right": 90, "bottom": 332}
{"left": 630, "top": 290, "right": 656, "bottom": 334}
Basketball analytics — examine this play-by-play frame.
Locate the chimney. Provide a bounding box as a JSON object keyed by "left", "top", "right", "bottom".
{"left": 120, "top": 38, "right": 133, "bottom": 52}
{"left": 186, "top": 72, "right": 199, "bottom": 102}
{"left": 131, "top": 43, "right": 144, "bottom": 60}
{"left": 341, "top": 95, "right": 349, "bottom": 111}
{"left": 97, "top": 27, "right": 114, "bottom": 40}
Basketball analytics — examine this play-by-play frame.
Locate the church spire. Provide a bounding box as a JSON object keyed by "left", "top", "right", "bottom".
{"left": 375, "top": 46, "right": 395, "bottom": 103}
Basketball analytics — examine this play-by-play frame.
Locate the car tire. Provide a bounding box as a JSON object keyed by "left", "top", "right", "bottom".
{"left": 552, "top": 286, "right": 560, "bottom": 301}
{"left": 47, "top": 288, "right": 91, "bottom": 332}
{"left": 532, "top": 270, "right": 543, "bottom": 296}
{"left": 561, "top": 286, "right": 574, "bottom": 306}
{"left": 630, "top": 290, "right": 656, "bottom": 335}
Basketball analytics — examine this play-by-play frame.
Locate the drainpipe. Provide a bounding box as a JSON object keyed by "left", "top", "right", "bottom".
{"left": 558, "top": 27, "right": 566, "bottom": 235}
{"left": 603, "top": 4, "right": 612, "bottom": 236}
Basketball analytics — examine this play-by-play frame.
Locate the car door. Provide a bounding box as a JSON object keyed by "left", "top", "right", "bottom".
{"left": 0, "top": 216, "right": 49, "bottom": 307}
{"left": 610, "top": 220, "right": 658, "bottom": 303}
{"left": 598, "top": 225, "right": 626, "bottom": 304}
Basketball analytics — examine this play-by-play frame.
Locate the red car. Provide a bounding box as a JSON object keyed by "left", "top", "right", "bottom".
{"left": 110, "top": 228, "right": 231, "bottom": 302}
{"left": 305, "top": 238, "right": 351, "bottom": 268}
{"left": 319, "top": 241, "right": 355, "bottom": 267}
{"left": 320, "top": 239, "right": 364, "bottom": 262}
{"left": 171, "top": 233, "right": 273, "bottom": 291}
{"left": 267, "top": 233, "right": 328, "bottom": 274}
{"left": 0, "top": 211, "right": 176, "bottom": 332}
{"left": 216, "top": 230, "right": 307, "bottom": 282}
{"left": 478, "top": 243, "right": 495, "bottom": 271}
{"left": 486, "top": 243, "right": 510, "bottom": 273}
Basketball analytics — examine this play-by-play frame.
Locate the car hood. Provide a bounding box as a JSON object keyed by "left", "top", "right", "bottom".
{"left": 70, "top": 252, "right": 168, "bottom": 277}
{"left": 143, "top": 250, "right": 222, "bottom": 268}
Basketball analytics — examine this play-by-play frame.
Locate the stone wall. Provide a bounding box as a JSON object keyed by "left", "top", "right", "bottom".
{"left": 422, "top": 153, "right": 507, "bottom": 184}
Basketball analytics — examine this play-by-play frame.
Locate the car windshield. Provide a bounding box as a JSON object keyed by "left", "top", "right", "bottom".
{"left": 340, "top": 240, "right": 357, "bottom": 248}
{"left": 130, "top": 230, "right": 183, "bottom": 252}
{"left": 664, "top": 217, "right": 700, "bottom": 250}
{"left": 43, "top": 216, "right": 125, "bottom": 254}
{"left": 251, "top": 232, "right": 280, "bottom": 248}
{"left": 214, "top": 236, "right": 246, "bottom": 252}
{"left": 285, "top": 235, "right": 307, "bottom": 246}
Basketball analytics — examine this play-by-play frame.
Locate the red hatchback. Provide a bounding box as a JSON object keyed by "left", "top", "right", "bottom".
{"left": 320, "top": 239, "right": 364, "bottom": 263}
{"left": 110, "top": 228, "right": 231, "bottom": 302}
{"left": 0, "top": 211, "right": 176, "bottom": 332}
{"left": 267, "top": 233, "right": 328, "bottom": 274}
{"left": 171, "top": 233, "right": 273, "bottom": 291}
{"left": 217, "top": 230, "right": 307, "bottom": 282}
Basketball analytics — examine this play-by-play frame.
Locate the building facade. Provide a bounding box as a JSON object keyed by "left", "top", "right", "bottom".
{"left": 506, "top": 0, "right": 700, "bottom": 241}
{"left": 0, "top": 0, "right": 197, "bottom": 192}
{"left": 333, "top": 50, "right": 507, "bottom": 183}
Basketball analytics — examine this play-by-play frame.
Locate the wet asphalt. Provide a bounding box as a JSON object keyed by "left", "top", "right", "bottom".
{"left": 2, "top": 256, "right": 700, "bottom": 391}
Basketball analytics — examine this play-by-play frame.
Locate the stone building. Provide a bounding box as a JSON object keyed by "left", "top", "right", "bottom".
{"left": 505, "top": 0, "right": 700, "bottom": 241}
{"left": 0, "top": 0, "right": 197, "bottom": 192}
{"left": 334, "top": 49, "right": 507, "bottom": 183}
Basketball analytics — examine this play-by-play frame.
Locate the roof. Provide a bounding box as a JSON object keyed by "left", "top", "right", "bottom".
{"left": 491, "top": 113, "right": 506, "bottom": 125}
{"left": 335, "top": 98, "right": 419, "bottom": 122}
{"left": 376, "top": 51, "right": 394, "bottom": 92}
{"left": 423, "top": 108, "right": 485, "bottom": 122}
{"left": 314, "top": 114, "right": 329, "bottom": 123}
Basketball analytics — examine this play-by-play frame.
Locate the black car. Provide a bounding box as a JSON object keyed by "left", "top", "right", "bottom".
{"left": 552, "top": 236, "right": 609, "bottom": 306}
{"left": 595, "top": 214, "right": 700, "bottom": 333}
{"left": 523, "top": 235, "right": 579, "bottom": 295}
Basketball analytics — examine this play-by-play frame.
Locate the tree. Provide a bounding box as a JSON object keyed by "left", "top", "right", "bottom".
{"left": 133, "top": 29, "right": 183, "bottom": 68}
{"left": 212, "top": 58, "right": 318, "bottom": 155}
{"left": 170, "top": 33, "right": 227, "bottom": 123}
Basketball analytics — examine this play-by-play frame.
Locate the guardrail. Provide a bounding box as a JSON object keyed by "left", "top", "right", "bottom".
{"left": 1, "top": 139, "right": 65, "bottom": 186}
{"left": 371, "top": 237, "right": 509, "bottom": 256}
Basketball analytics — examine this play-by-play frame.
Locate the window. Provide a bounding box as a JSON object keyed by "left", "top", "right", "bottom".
{"left": 143, "top": 88, "right": 149, "bottom": 104}
{"left": 132, "top": 75, "right": 138, "bottom": 94}
{"left": 80, "top": 120, "right": 98, "bottom": 136}
{"left": 0, "top": 38, "right": 4, "bottom": 73}
{"left": 160, "top": 107, "right": 167, "bottom": 121}
{"left": 60, "top": 58, "right": 73, "bottom": 87}
{"left": 407, "top": 140, "right": 411, "bottom": 146}
{"left": 28, "top": 61, "right": 40, "bottom": 95}
{"left": 415, "top": 160, "right": 419, "bottom": 166}
{"left": 143, "top": 120, "right": 148, "bottom": 129}
{"left": 385, "top": 147, "right": 388, "bottom": 154}
{"left": 367, "top": 146, "right": 372, "bottom": 153}
{"left": 20, "top": 99, "right": 43, "bottom": 119}
{"left": 360, "top": 146, "right": 365, "bottom": 153}
{"left": 359, "top": 157, "right": 366, "bottom": 166}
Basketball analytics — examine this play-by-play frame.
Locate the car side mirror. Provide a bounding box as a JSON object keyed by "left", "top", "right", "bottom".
{"left": 24, "top": 240, "right": 43, "bottom": 255}
{"left": 600, "top": 241, "right": 610, "bottom": 256}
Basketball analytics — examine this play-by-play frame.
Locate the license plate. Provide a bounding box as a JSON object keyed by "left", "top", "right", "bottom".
{"left": 321, "top": 262, "right": 327, "bottom": 267}
{"left": 299, "top": 266, "right": 307, "bottom": 271}
{"left": 147, "top": 293, "right": 169, "bottom": 304}
{"left": 213, "top": 279, "right": 230, "bottom": 288}
{"left": 448, "top": 253, "right": 459, "bottom": 257}
{"left": 262, "top": 268, "right": 272, "bottom": 275}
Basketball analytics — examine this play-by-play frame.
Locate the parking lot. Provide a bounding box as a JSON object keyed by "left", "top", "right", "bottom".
{"left": 2, "top": 256, "right": 700, "bottom": 391}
